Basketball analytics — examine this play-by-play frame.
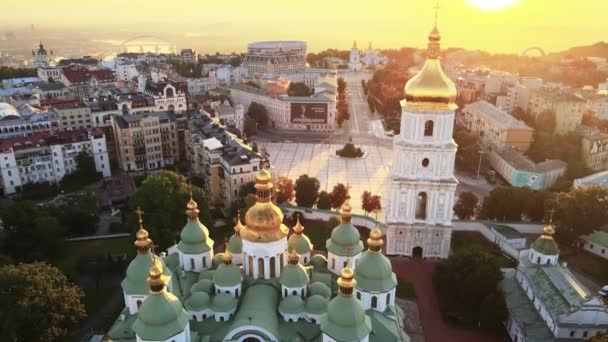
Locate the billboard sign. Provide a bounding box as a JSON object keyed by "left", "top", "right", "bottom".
{"left": 290, "top": 102, "right": 328, "bottom": 124}
{"left": 511, "top": 170, "right": 545, "bottom": 190}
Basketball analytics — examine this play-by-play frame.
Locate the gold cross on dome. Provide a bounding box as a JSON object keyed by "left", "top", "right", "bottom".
{"left": 187, "top": 181, "right": 193, "bottom": 200}
{"left": 434, "top": 1, "right": 440, "bottom": 26}
{"left": 548, "top": 209, "right": 556, "bottom": 223}
{"left": 136, "top": 206, "right": 144, "bottom": 225}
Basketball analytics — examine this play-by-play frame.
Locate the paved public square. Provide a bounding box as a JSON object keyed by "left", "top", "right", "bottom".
{"left": 265, "top": 142, "right": 393, "bottom": 216}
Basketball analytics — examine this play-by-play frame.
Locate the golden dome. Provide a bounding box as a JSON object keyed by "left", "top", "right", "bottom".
{"left": 134, "top": 207, "right": 152, "bottom": 250}
{"left": 293, "top": 214, "right": 304, "bottom": 235}
{"left": 541, "top": 224, "right": 555, "bottom": 240}
{"left": 234, "top": 211, "right": 244, "bottom": 235}
{"left": 367, "top": 227, "right": 384, "bottom": 252}
{"left": 147, "top": 259, "right": 169, "bottom": 293}
{"left": 337, "top": 265, "right": 356, "bottom": 292}
{"left": 340, "top": 199, "right": 353, "bottom": 223}
{"left": 241, "top": 167, "right": 289, "bottom": 243}
{"left": 404, "top": 24, "right": 457, "bottom": 111}
{"left": 222, "top": 250, "right": 233, "bottom": 264}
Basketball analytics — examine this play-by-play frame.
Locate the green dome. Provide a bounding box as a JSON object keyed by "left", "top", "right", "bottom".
{"left": 227, "top": 234, "right": 242, "bottom": 254}
{"left": 531, "top": 237, "right": 560, "bottom": 256}
{"left": 177, "top": 220, "right": 214, "bottom": 255}
{"left": 122, "top": 252, "right": 172, "bottom": 295}
{"left": 199, "top": 269, "right": 215, "bottom": 281}
{"left": 280, "top": 263, "right": 309, "bottom": 288}
{"left": 310, "top": 254, "right": 328, "bottom": 270}
{"left": 133, "top": 291, "right": 189, "bottom": 341}
{"left": 355, "top": 251, "right": 397, "bottom": 292}
{"left": 305, "top": 295, "right": 328, "bottom": 314}
{"left": 185, "top": 292, "right": 210, "bottom": 311}
{"left": 191, "top": 279, "right": 214, "bottom": 294}
{"left": 320, "top": 295, "right": 372, "bottom": 341}
{"left": 279, "top": 295, "right": 304, "bottom": 314}
{"left": 326, "top": 222, "right": 364, "bottom": 256}
{"left": 211, "top": 292, "right": 237, "bottom": 312}
{"left": 309, "top": 282, "right": 332, "bottom": 299}
{"left": 213, "top": 253, "right": 224, "bottom": 268}
{"left": 213, "top": 263, "right": 242, "bottom": 287}
{"left": 288, "top": 234, "right": 313, "bottom": 255}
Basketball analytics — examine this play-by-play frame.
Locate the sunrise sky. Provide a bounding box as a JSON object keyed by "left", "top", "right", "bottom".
{"left": 1, "top": 0, "right": 606, "bottom": 54}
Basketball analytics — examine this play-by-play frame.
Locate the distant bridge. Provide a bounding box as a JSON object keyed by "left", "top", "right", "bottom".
{"left": 520, "top": 46, "right": 546, "bottom": 57}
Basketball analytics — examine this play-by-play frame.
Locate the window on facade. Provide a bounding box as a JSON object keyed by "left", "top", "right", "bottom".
{"left": 415, "top": 192, "right": 427, "bottom": 220}
{"left": 537, "top": 256, "right": 541, "bottom": 263}
{"left": 371, "top": 296, "right": 377, "bottom": 308}
{"left": 356, "top": 292, "right": 361, "bottom": 300}
{"left": 570, "top": 331, "right": 575, "bottom": 337}
{"left": 424, "top": 120, "right": 434, "bottom": 136}
{"left": 387, "top": 293, "right": 391, "bottom": 306}
{"left": 137, "top": 300, "right": 142, "bottom": 308}
{"left": 422, "top": 158, "right": 429, "bottom": 167}
{"left": 583, "top": 332, "right": 588, "bottom": 338}
{"left": 190, "top": 258, "right": 195, "bottom": 270}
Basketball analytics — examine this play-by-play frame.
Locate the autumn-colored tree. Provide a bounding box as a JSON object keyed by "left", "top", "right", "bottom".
{"left": 274, "top": 176, "right": 295, "bottom": 205}
{"left": 362, "top": 191, "right": 382, "bottom": 215}
{"left": 330, "top": 183, "right": 349, "bottom": 209}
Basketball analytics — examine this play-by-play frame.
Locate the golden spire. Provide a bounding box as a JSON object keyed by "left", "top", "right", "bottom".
{"left": 134, "top": 207, "right": 152, "bottom": 252}
{"left": 367, "top": 226, "right": 384, "bottom": 253}
{"left": 293, "top": 214, "right": 304, "bottom": 235}
{"left": 352, "top": 40, "right": 357, "bottom": 50}
{"left": 222, "top": 247, "right": 233, "bottom": 265}
{"left": 337, "top": 265, "right": 356, "bottom": 296}
{"left": 542, "top": 209, "right": 556, "bottom": 240}
{"left": 147, "top": 260, "right": 168, "bottom": 294}
{"left": 254, "top": 148, "right": 273, "bottom": 203}
{"left": 185, "top": 182, "right": 199, "bottom": 221}
{"left": 340, "top": 197, "right": 353, "bottom": 223}
{"left": 234, "top": 210, "right": 244, "bottom": 235}
{"left": 288, "top": 248, "right": 300, "bottom": 265}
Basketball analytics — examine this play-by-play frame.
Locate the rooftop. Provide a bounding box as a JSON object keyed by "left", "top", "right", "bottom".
{"left": 62, "top": 66, "right": 115, "bottom": 84}
{"left": 0, "top": 127, "right": 104, "bottom": 151}
{"left": 494, "top": 147, "right": 567, "bottom": 173}
{"left": 465, "top": 100, "right": 532, "bottom": 130}
{"left": 487, "top": 224, "right": 524, "bottom": 240}
{"left": 532, "top": 88, "right": 587, "bottom": 103}
{"left": 114, "top": 111, "right": 176, "bottom": 128}
{"left": 574, "top": 170, "right": 608, "bottom": 188}
{"left": 582, "top": 230, "right": 608, "bottom": 248}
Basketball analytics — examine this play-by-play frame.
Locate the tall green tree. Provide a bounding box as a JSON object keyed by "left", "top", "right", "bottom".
{"left": 535, "top": 110, "right": 557, "bottom": 133}
{"left": 317, "top": 191, "right": 331, "bottom": 210}
{"left": 454, "top": 191, "right": 478, "bottom": 220}
{"left": 128, "top": 171, "right": 211, "bottom": 249}
{"left": 247, "top": 102, "right": 269, "bottom": 128}
{"left": 295, "top": 174, "right": 321, "bottom": 208}
{"left": 552, "top": 185, "right": 608, "bottom": 245}
{"left": 0, "top": 262, "right": 86, "bottom": 342}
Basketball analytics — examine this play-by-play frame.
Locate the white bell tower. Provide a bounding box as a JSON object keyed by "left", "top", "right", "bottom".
{"left": 348, "top": 40, "right": 362, "bottom": 72}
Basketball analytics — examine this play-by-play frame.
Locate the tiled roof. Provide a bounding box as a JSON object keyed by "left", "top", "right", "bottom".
{"left": 465, "top": 100, "right": 532, "bottom": 130}
{"left": 62, "top": 66, "right": 115, "bottom": 84}
{"left": 582, "top": 230, "right": 608, "bottom": 248}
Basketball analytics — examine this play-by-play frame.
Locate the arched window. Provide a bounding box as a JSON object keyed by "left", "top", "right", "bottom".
{"left": 269, "top": 256, "right": 276, "bottom": 277}
{"left": 424, "top": 120, "right": 434, "bottom": 136}
{"left": 220, "top": 316, "right": 224, "bottom": 322}
{"left": 258, "top": 258, "right": 265, "bottom": 278}
{"left": 236, "top": 288, "right": 239, "bottom": 298}
{"left": 248, "top": 256, "right": 254, "bottom": 276}
{"left": 356, "top": 292, "right": 361, "bottom": 300}
{"left": 193, "top": 314, "right": 197, "bottom": 320}
{"left": 537, "top": 256, "right": 541, "bottom": 264}
{"left": 371, "top": 296, "right": 377, "bottom": 308}
{"left": 303, "top": 256, "right": 307, "bottom": 264}
{"left": 190, "top": 258, "right": 195, "bottom": 270}
{"left": 387, "top": 293, "right": 391, "bottom": 306}
{"left": 293, "top": 290, "right": 298, "bottom": 296}
{"left": 202, "top": 256, "right": 207, "bottom": 268}
{"left": 136, "top": 300, "right": 142, "bottom": 308}
{"left": 415, "top": 192, "right": 427, "bottom": 220}
{"left": 331, "top": 258, "right": 335, "bottom": 270}
{"left": 284, "top": 289, "right": 288, "bottom": 297}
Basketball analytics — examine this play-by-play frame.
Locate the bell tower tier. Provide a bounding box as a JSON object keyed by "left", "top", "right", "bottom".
{"left": 385, "top": 15, "right": 458, "bottom": 259}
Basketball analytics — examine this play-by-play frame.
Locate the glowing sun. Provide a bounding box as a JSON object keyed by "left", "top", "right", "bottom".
{"left": 468, "top": 0, "right": 519, "bottom": 11}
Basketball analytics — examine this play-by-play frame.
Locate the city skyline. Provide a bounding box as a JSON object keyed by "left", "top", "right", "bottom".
{"left": 1, "top": 0, "right": 607, "bottom": 54}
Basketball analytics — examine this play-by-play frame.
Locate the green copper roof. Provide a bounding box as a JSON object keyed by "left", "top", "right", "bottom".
{"left": 280, "top": 263, "right": 309, "bottom": 288}
{"left": 305, "top": 295, "right": 328, "bottom": 314}
{"left": 279, "top": 295, "right": 305, "bottom": 314}
{"left": 185, "top": 292, "right": 210, "bottom": 311}
{"left": 583, "top": 230, "right": 608, "bottom": 248}
{"left": 288, "top": 234, "right": 313, "bottom": 255}
{"left": 177, "top": 220, "right": 214, "bottom": 254}
{"left": 191, "top": 279, "right": 214, "bottom": 295}
{"left": 531, "top": 237, "right": 560, "bottom": 256}
{"left": 229, "top": 284, "right": 280, "bottom": 340}
{"left": 367, "top": 308, "right": 411, "bottom": 342}
{"left": 227, "top": 234, "right": 242, "bottom": 254}
{"left": 213, "top": 253, "right": 224, "bottom": 268}
{"left": 355, "top": 251, "right": 397, "bottom": 293}
{"left": 326, "top": 222, "right": 364, "bottom": 256}
{"left": 132, "top": 291, "right": 189, "bottom": 341}
{"left": 309, "top": 282, "right": 332, "bottom": 299}
{"left": 213, "top": 263, "right": 242, "bottom": 287}
{"left": 211, "top": 292, "right": 237, "bottom": 312}
{"left": 121, "top": 252, "right": 172, "bottom": 295}
{"left": 310, "top": 254, "right": 328, "bottom": 270}
{"left": 320, "top": 294, "right": 372, "bottom": 341}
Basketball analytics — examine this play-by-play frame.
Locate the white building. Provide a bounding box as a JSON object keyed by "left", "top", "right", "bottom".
{"left": 502, "top": 225, "right": 608, "bottom": 341}
{"left": 245, "top": 41, "right": 307, "bottom": 75}
{"left": 115, "top": 62, "right": 139, "bottom": 82}
{"left": 0, "top": 128, "right": 111, "bottom": 195}
{"left": 348, "top": 41, "right": 362, "bottom": 72}
{"left": 187, "top": 78, "right": 210, "bottom": 95}
{"left": 208, "top": 101, "right": 244, "bottom": 133}
{"left": 140, "top": 75, "right": 188, "bottom": 113}
{"left": 31, "top": 42, "right": 52, "bottom": 68}
{"left": 581, "top": 231, "right": 608, "bottom": 261}
{"left": 0, "top": 102, "right": 61, "bottom": 139}
{"left": 37, "top": 67, "right": 63, "bottom": 83}
{"left": 361, "top": 42, "right": 388, "bottom": 67}
{"left": 385, "top": 23, "right": 456, "bottom": 259}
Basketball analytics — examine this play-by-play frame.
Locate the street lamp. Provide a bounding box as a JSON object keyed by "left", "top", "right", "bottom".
{"left": 476, "top": 150, "right": 485, "bottom": 179}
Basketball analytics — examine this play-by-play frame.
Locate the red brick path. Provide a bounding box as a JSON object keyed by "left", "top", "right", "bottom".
{"left": 391, "top": 258, "right": 508, "bottom": 342}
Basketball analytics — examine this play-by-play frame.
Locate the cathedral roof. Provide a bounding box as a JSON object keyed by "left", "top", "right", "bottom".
{"left": 122, "top": 252, "right": 172, "bottom": 295}
{"left": 309, "top": 282, "right": 332, "bottom": 299}
{"left": 280, "top": 262, "right": 309, "bottom": 288}
{"left": 531, "top": 224, "right": 560, "bottom": 256}
{"left": 210, "top": 292, "right": 237, "bottom": 313}
{"left": 190, "top": 278, "right": 214, "bottom": 295}
{"left": 279, "top": 295, "right": 305, "bottom": 314}
{"left": 326, "top": 201, "right": 364, "bottom": 256}
{"left": 184, "top": 291, "right": 210, "bottom": 312}
{"left": 227, "top": 233, "right": 242, "bottom": 254}
{"left": 305, "top": 294, "right": 329, "bottom": 314}
{"left": 177, "top": 195, "right": 214, "bottom": 255}
{"left": 355, "top": 252, "right": 397, "bottom": 292}
{"left": 213, "top": 262, "right": 242, "bottom": 287}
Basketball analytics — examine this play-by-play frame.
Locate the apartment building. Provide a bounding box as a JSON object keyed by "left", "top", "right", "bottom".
{"left": 461, "top": 100, "right": 534, "bottom": 152}
{"left": 112, "top": 111, "right": 179, "bottom": 172}
{"left": 0, "top": 128, "right": 110, "bottom": 195}
{"left": 54, "top": 102, "right": 92, "bottom": 129}
{"left": 529, "top": 88, "right": 587, "bottom": 134}
{"left": 188, "top": 113, "right": 261, "bottom": 206}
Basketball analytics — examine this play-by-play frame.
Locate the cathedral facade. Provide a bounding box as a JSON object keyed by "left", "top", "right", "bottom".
{"left": 385, "top": 22, "right": 458, "bottom": 259}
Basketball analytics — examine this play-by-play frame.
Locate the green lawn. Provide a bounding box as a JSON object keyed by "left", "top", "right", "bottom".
{"left": 55, "top": 237, "right": 135, "bottom": 277}
{"left": 396, "top": 276, "right": 416, "bottom": 299}
{"left": 451, "top": 232, "right": 517, "bottom": 268}
{"left": 563, "top": 251, "right": 608, "bottom": 286}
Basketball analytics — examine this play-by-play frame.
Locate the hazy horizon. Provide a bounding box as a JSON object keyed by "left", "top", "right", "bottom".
{"left": 1, "top": 0, "right": 607, "bottom": 55}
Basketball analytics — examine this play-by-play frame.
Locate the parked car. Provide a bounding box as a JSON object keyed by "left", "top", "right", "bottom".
{"left": 598, "top": 285, "right": 608, "bottom": 297}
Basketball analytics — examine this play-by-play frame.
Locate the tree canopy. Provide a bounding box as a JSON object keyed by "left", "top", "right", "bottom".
{"left": 330, "top": 183, "right": 349, "bottom": 209}
{"left": 247, "top": 102, "right": 269, "bottom": 128}
{"left": 361, "top": 191, "right": 382, "bottom": 215}
{"left": 0, "top": 262, "right": 86, "bottom": 341}
{"left": 287, "top": 82, "right": 312, "bottom": 97}
{"left": 454, "top": 191, "right": 478, "bottom": 220}
{"left": 273, "top": 176, "right": 294, "bottom": 205}
{"left": 317, "top": 191, "right": 331, "bottom": 210}
{"left": 128, "top": 171, "right": 211, "bottom": 249}
{"left": 295, "top": 174, "right": 321, "bottom": 208}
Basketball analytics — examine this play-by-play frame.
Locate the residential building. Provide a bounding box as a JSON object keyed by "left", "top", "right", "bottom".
{"left": 573, "top": 170, "right": 608, "bottom": 188}
{"left": 245, "top": 41, "right": 307, "bottom": 75}
{"left": 489, "top": 146, "right": 566, "bottom": 190}
{"left": 188, "top": 113, "right": 261, "bottom": 206}
{"left": 54, "top": 102, "right": 92, "bottom": 129}
{"left": 230, "top": 84, "right": 336, "bottom": 132}
{"left": 461, "top": 100, "right": 534, "bottom": 152}
{"left": 61, "top": 65, "right": 116, "bottom": 99}
{"left": 37, "top": 66, "right": 63, "bottom": 83}
{"left": 187, "top": 78, "right": 210, "bottom": 95}
{"left": 0, "top": 128, "right": 110, "bottom": 195}
{"left": 581, "top": 133, "right": 608, "bottom": 171}
{"left": 529, "top": 88, "right": 587, "bottom": 134}
{"left": 112, "top": 111, "right": 179, "bottom": 172}
{"left": 501, "top": 226, "right": 608, "bottom": 341}
{"left": 139, "top": 75, "right": 188, "bottom": 113}
{"left": 581, "top": 231, "right": 608, "bottom": 261}
{"left": 206, "top": 101, "right": 245, "bottom": 133}
{"left": 31, "top": 82, "right": 70, "bottom": 100}
{"left": 180, "top": 49, "right": 197, "bottom": 64}
{"left": 115, "top": 62, "right": 139, "bottom": 82}
{"left": 0, "top": 102, "right": 61, "bottom": 139}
